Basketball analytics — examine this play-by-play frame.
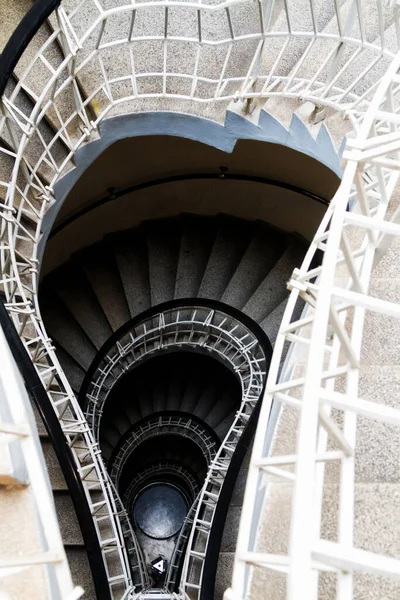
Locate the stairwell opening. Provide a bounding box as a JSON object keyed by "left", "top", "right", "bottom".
{"left": 76, "top": 300, "right": 271, "bottom": 589}
{"left": 36, "top": 125, "right": 336, "bottom": 596}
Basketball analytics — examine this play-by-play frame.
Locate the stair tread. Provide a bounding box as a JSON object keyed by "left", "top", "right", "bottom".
{"left": 79, "top": 243, "right": 130, "bottom": 331}
{"left": 66, "top": 547, "right": 96, "bottom": 600}
{"left": 111, "top": 230, "right": 151, "bottom": 318}
{"left": 175, "top": 214, "right": 217, "bottom": 299}
{"left": 41, "top": 439, "right": 68, "bottom": 491}
{"left": 54, "top": 492, "right": 83, "bottom": 545}
{"left": 242, "top": 240, "right": 306, "bottom": 324}
{"left": 145, "top": 218, "right": 180, "bottom": 307}
{"left": 54, "top": 345, "right": 86, "bottom": 395}
{"left": 198, "top": 215, "right": 251, "bottom": 301}
{"left": 214, "top": 409, "right": 237, "bottom": 441}
{"left": 50, "top": 263, "right": 113, "bottom": 350}
{"left": 40, "top": 287, "right": 96, "bottom": 370}
{"left": 220, "top": 222, "right": 286, "bottom": 310}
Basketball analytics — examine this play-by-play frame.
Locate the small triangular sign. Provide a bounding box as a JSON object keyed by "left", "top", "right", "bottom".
{"left": 153, "top": 559, "right": 165, "bottom": 573}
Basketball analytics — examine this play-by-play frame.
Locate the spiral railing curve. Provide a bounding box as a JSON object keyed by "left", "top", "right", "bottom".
{"left": 0, "top": 1, "right": 400, "bottom": 599}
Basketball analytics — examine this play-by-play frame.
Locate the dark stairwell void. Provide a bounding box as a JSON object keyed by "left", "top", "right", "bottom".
{"left": 36, "top": 117, "right": 340, "bottom": 598}
{"left": 100, "top": 351, "right": 242, "bottom": 584}
{"left": 38, "top": 210, "right": 307, "bottom": 597}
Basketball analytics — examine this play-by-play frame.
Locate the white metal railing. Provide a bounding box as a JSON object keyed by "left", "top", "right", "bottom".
{"left": 165, "top": 494, "right": 200, "bottom": 593}
{"left": 83, "top": 306, "right": 266, "bottom": 442}
{"left": 110, "top": 415, "right": 218, "bottom": 487}
{"left": 226, "top": 42, "right": 400, "bottom": 600}
{"left": 83, "top": 304, "right": 267, "bottom": 597}
{"left": 0, "top": 324, "right": 83, "bottom": 600}
{"left": 0, "top": 1, "right": 399, "bottom": 599}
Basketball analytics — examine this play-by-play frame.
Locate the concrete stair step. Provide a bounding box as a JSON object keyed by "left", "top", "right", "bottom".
{"left": 260, "top": 295, "right": 305, "bottom": 343}
{"left": 153, "top": 378, "right": 168, "bottom": 413}
{"left": 53, "top": 345, "right": 86, "bottom": 395}
{"left": 193, "top": 385, "right": 224, "bottom": 422}
{"left": 220, "top": 221, "right": 287, "bottom": 310}
{"left": 79, "top": 244, "right": 130, "bottom": 332}
{"left": 175, "top": 214, "right": 217, "bottom": 299}
{"left": 214, "top": 552, "right": 234, "bottom": 600}
{"left": 166, "top": 377, "right": 183, "bottom": 413}
{"left": 243, "top": 240, "right": 306, "bottom": 324}
{"left": 41, "top": 439, "right": 67, "bottom": 491}
{"left": 40, "top": 287, "right": 97, "bottom": 371}
{"left": 111, "top": 413, "right": 132, "bottom": 438}
{"left": 111, "top": 230, "right": 151, "bottom": 319}
{"left": 51, "top": 263, "right": 113, "bottom": 351}
{"left": 180, "top": 379, "right": 203, "bottom": 416}
{"left": 123, "top": 401, "right": 143, "bottom": 428}
{"left": 198, "top": 215, "right": 252, "bottom": 301}
{"left": 213, "top": 444, "right": 252, "bottom": 598}
{"left": 144, "top": 218, "right": 180, "bottom": 307}
{"left": 204, "top": 390, "right": 236, "bottom": 433}
{"left": 1, "top": 2, "right": 79, "bottom": 142}
{"left": 66, "top": 547, "right": 96, "bottom": 600}
{"left": 101, "top": 422, "right": 126, "bottom": 452}
{"left": 2, "top": 81, "right": 73, "bottom": 186}
{"left": 214, "top": 410, "right": 237, "bottom": 441}
{"left": 54, "top": 492, "right": 83, "bottom": 545}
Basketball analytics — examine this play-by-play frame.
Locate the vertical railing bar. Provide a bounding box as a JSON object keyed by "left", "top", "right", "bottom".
{"left": 377, "top": 0, "right": 385, "bottom": 51}
{"left": 97, "top": 54, "right": 113, "bottom": 104}
{"left": 355, "top": 0, "right": 365, "bottom": 44}
{"left": 263, "top": 0, "right": 276, "bottom": 32}
{"left": 334, "top": 0, "right": 343, "bottom": 37}
{"left": 190, "top": 45, "right": 201, "bottom": 98}
{"left": 283, "top": 39, "right": 315, "bottom": 93}
{"left": 301, "top": 42, "right": 341, "bottom": 96}
{"left": 129, "top": 42, "right": 138, "bottom": 97}
{"left": 283, "top": 0, "right": 291, "bottom": 34}
{"left": 320, "top": 46, "right": 363, "bottom": 100}
{"left": 197, "top": 8, "right": 202, "bottom": 44}
{"left": 260, "top": 37, "right": 290, "bottom": 94}
{"left": 214, "top": 44, "right": 232, "bottom": 99}
{"left": 258, "top": 0, "right": 266, "bottom": 35}
{"left": 225, "top": 7, "right": 234, "bottom": 40}
{"left": 309, "top": 0, "right": 317, "bottom": 34}
{"left": 95, "top": 17, "right": 107, "bottom": 50}
{"left": 128, "top": 7, "right": 136, "bottom": 41}
{"left": 163, "top": 7, "right": 169, "bottom": 96}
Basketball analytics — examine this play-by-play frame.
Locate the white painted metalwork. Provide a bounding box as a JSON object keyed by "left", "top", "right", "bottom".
{"left": 84, "top": 306, "right": 266, "bottom": 442}
{"left": 227, "top": 43, "right": 400, "bottom": 600}
{"left": 0, "top": 324, "right": 82, "bottom": 600}
{"left": 165, "top": 495, "right": 200, "bottom": 593}
{"left": 110, "top": 415, "right": 218, "bottom": 487}
{"left": 0, "top": 1, "right": 400, "bottom": 599}
{"left": 84, "top": 305, "right": 267, "bottom": 597}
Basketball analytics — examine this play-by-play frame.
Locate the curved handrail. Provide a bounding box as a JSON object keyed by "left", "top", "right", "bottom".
{"left": 81, "top": 302, "right": 269, "bottom": 442}
{"left": 110, "top": 414, "right": 219, "bottom": 487}
{"left": 79, "top": 298, "right": 270, "bottom": 407}
{"left": 49, "top": 172, "right": 329, "bottom": 240}
{"left": 200, "top": 382, "right": 265, "bottom": 600}
{"left": 1, "top": 2, "right": 400, "bottom": 600}
{"left": 0, "top": 297, "right": 111, "bottom": 600}
{"left": 0, "top": 0, "right": 61, "bottom": 96}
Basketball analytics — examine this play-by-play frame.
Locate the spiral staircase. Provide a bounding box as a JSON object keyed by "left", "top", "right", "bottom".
{"left": 1, "top": 1, "right": 400, "bottom": 600}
